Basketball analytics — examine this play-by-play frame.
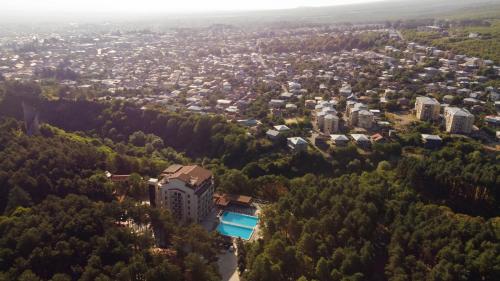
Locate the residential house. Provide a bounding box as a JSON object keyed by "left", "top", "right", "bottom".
{"left": 269, "top": 99, "right": 285, "bottom": 108}
{"left": 370, "top": 133, "right": 384, "bottom": 143}
{"left": 350, "top": 134, "right": 371, "bottom": 148}
{"left": 286, "top": 103, "right": 298, "bottom": 112}
{"left": 274, "top": 125, "right": 290, "bottom": 132}
{"left": 484, "top": 115, "right": 500, "bottom": 127}
{"left": 330, "top": 134, "right": 349, "bottom": 146}
{"left": 421, "top": 134, "right": 442, "bottom": 149}
{"left": 287, "top": 137, "right": 308, "bottom": 152}
{"left": 266, "top": 129, "right": 281, "bottom": 140}
{"left": 237, "top": 119, "right": 259, "bottom": 127}
{"left": 305, "top": 99, "right": 316, "bottom": 109}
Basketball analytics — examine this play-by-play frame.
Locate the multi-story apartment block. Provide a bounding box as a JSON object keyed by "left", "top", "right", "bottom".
{"left": 154, "top": 164, "right": 214, "bottom": 223}
{"left": 444, "top": 107, "right": 474, "bottom": 134}
{"left": 415, "top": 96, "right": 440, "bottom": 121}
{"left": 357, "top": 110, "right": 374, "bottom": 129}
{"left": 324, "top": 114, "right": 339, "bottom": 134}
{"left": 346, "top": 102, "right": 373, "bottom": 129}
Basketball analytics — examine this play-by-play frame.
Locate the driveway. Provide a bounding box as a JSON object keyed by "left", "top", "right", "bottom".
{"left": 217, "top": 247, "right": 240, "bottom": 281}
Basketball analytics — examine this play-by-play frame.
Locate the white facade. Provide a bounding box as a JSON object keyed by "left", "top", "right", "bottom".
{"left": 358, "top": 110, "right": 374, "bottom": 129}
{"left": 156, "top": 165, "right": 214, "bottom": 223}
{"left": 444, "top": 107, "right": 474, "bottom": 134}
{"left": 287, "top": 137, "right": 308, "bottom": 151}
{"left": 415, "top": 96, "right": 440, "bottom": 121}
{"left": 346, "top": 102, "right": 370, "bottom": 128}
{"left": 324, "top": 114, "right": 339, "bottom": 134}
{"left": 317, "top": 112, "right": 326, "bottom": 129}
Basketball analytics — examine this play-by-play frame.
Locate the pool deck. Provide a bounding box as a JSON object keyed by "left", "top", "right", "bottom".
{"left": 248, "top": 204, "right": 263, "bottom": 241}
{"left": 214, "top": 203, "right": 265, "bottom": 281}
{"left": 218, "top": 211, "right": 258, "bottom": 240}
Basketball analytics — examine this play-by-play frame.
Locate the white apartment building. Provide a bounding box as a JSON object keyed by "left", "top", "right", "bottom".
{"left": 324, "top": 114, "right": 339, "bottom": 134}
{"left": 444, "top": 107, "right": 474, "bottom": 134}
{"left": 155, "top": 164, "right": 214, "bottom": 223}
{"left": 317, "top": 111, "right": 326, "bottom": 129}
{"left": 415, "top": 96, "right": 440, "bottom": 121}
{"left": 358, "top": 110, "right": 374, "bottom": 129}
{"left": 346, "top": 102, "right": 373, "bottom": 129}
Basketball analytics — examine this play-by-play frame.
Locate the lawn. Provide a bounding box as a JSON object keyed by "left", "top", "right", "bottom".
{"left": 284, "top": 117, "right": 305, "bottom": 125}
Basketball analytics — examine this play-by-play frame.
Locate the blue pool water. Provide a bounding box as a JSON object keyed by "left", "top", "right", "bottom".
{"left": 217, "top": 223, "right": 254, "bottom": 240}
{"left": 221, "top": 212, "right": 259, "bottom": 227}
{"left": 216, "top": 212, "right": 259, "bottom": 240}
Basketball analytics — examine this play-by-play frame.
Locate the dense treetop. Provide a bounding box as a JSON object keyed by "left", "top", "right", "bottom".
{"left": 242, "top": 170, "right": 500, "bottom": 281}
{"left": 0, "top": 80, "right": 499, "bottom": 280}
{"left": 0, "top": 195, "right": 220, "bottom": 281}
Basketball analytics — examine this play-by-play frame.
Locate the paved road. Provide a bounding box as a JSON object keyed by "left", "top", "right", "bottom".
{"left": 218, "top": 244, "right": 240, "bottom": 281}
{"left": 395, "top": 29, "right": 405, "bottom": 41}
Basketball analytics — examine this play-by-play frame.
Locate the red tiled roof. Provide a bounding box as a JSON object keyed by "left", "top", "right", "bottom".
{"left": 371, "top": 133, "right": 384, "bottom": 142}
{"left": 214, "top": 193, "right": 253, "bottom": 207}
{"left": 110, "top": 175, "right": 131, "bottom": 182}
{"left": 162, "top": 165, "right": 212, "bottom": 187}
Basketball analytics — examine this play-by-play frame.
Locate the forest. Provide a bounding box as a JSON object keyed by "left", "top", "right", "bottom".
{"left": 241, "top": 170, "right": 500, "bottom": 281}
{"left": 0, "top": 81, "right": 499, "bottom": 281}
{"left": 0, "top": 195, "right": 220, "bottom": 281}
{"left": 0, "top": 118, "right": 221, "bottom": 281}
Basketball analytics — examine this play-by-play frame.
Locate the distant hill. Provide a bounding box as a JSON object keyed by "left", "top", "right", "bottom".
{"left": 146, "top": 0, "right": 500, "bottom": 28}
{"left": 0, "top": 0, "right": 499, "bottom": 26}
{"left": 210, "top": 0, "right": 500, "bottom": 25}
{"left": 291, "top": 0, "right": 500, "bottom": 21}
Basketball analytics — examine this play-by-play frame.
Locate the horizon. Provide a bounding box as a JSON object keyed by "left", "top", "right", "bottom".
{"left": 0, "top": 0, "right": 496, "bottom": 25}
{"left": 3, "top": 0, "right": 385, "bottom": 14}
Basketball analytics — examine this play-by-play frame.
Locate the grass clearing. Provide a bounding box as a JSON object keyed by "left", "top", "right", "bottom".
{"left": 285, "top": 117, "right": 305, "bottom": 125}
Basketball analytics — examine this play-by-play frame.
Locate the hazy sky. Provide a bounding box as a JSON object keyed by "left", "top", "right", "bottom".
{"left": 4, "top": 0, "right": 384, "bottom": 13}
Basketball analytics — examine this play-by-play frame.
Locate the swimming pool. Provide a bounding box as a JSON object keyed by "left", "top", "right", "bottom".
{"left": 216, "top": 212, "right": 259, "bottom": 240}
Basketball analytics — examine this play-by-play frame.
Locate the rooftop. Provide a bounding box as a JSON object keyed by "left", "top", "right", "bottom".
{"left": 330, "top": 134, "right": 349, "bottom": 141}
{"left": 421, "top": 134, "right": 442, "bottom": 141}
{"left": 214, "top": 193, "right": 253, "bottom": 207}
{"left": 161, "top": 164, "right": 212, "bottom": 187}
{"left": 416, "top": 96, "right": 440, "bottom": 105}
{"left": 288, "top": 137, "right": 308, "bottom": 145}
{"left": 274, "top": 125, "right": 290, "bottom": 131}
{"left": 350, "top": 134, "right": 370, "bottom": 141}
{"left": 445, "top": 107, "right": 473, "bottom": 117}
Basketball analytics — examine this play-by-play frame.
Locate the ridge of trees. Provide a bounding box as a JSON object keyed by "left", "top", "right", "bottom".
{"left": 397, "top": 141, "right": 500, "bottom": 217}
{"left": 242, "top": 170, "right": 500, "bottom": 281}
